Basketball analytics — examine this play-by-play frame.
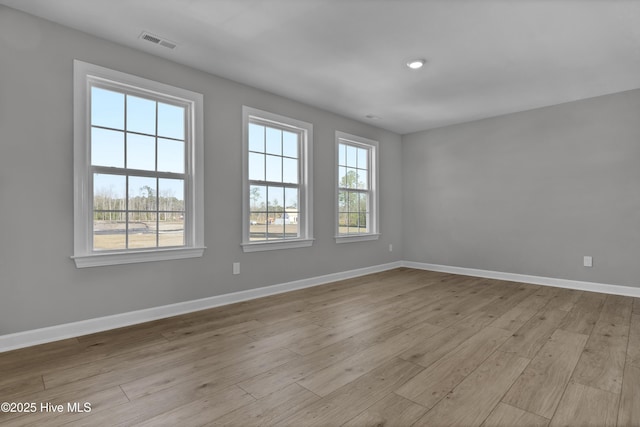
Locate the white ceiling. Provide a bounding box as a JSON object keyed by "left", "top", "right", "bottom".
{"left": 2, "top": 0, "right": 640, "bottom": 134}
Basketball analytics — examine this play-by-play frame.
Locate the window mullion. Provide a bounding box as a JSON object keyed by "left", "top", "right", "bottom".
{"left": 123, "top": 94, "right": 129, "bottom": 250}
{"left": 91, "top": 166, "right": 184, "bottom": 180}
{"left": 92, "top": 166, "right": 127, "bottom": 176}
{"left": 125, "top": 174, "right": 129, "bottom": 249}
{"left": 155, "top": 101, "right": 159, "bottom": 248}
{"left": 249, "top": 180, "right": 299, "bottom": 189}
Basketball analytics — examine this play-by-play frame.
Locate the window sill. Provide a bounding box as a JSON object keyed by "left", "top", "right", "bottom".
{"left": 72, "top": 246, "right": 206, "bottom": 268}
{"left": 335, "top": 233, "right": 380, "bottom": 244}
{"left": 241, "top": 238, "right": 314, "bottom": 252}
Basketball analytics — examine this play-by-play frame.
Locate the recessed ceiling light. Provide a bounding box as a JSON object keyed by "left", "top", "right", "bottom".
{"left": 406, "top": 59, "right": 426, "bottom": 70}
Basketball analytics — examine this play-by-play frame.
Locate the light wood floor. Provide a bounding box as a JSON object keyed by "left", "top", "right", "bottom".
{"left": 1, "top": 268, "right": 639, "bottom": 426}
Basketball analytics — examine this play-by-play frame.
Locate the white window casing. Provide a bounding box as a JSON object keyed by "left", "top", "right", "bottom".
{"left": 72, "top": 60, "right": 205, "bottom": 267}
{"left": 242, "top": 106, "right": 314, "bottom": 252}
{"left": 335, "top": 131, "right": 380, "bottom": 243}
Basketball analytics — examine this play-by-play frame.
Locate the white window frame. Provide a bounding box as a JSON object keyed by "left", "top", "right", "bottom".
{"left": 72, "top": 60, "right": 205, "bottom": 267}
{"left": 242, "top": 106, "right": 314, "bottom": 252}
{"left": 335, "top": 131, "right": 380, "bottom": 243}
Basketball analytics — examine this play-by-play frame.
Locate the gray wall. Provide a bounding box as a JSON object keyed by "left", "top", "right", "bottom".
{"left": 403, "top": 89, "right": 640, "bottom": 288}
{"left": 0, "top": 6, "right": 403, "bottom": 335}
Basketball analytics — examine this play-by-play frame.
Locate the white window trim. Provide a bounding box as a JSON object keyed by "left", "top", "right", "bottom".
{"left": 72, "top": 60, "right": 205, "bottom": 267}
{"left": 241, "top": 106, "right": 314, "bottom": 252}
{"left": 334, "top": 131, "right": 380, "bottom": 244}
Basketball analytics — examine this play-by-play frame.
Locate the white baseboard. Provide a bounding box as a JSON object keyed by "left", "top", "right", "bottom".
{"left": 402, "top": 261, "right": 640, "bottom": 298}
{"left": 0, "top": 261, "right": 402, "bottom": 353}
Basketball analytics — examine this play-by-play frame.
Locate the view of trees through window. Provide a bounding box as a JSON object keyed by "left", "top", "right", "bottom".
{"left": 338, "top": 142, "right": 370, "bottom": 234}
{"left": 91, "top": 86, "right": 187, "bottom": 250}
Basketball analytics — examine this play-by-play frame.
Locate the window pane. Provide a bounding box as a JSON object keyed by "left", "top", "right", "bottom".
{"left": 127, "top": 133, "right": 155, "bottom": 171}
{"left": 249, "top": 153, "right": 265, "bottom": 181}
{"left": 266, "top": 155, "right": 282, "bottom": 182}
{"left": 346, "top": 145, "right": 357, "bottom": 167}
{"left": 267, "top": 186, "right": 284, "bottom": 213}
{"left": 250, "top": 177, "right": 267, "bottom": 235}
{"left": 359, "top": 213, "right": 367, "bottom": 233}
{"left": 93, "top": 173, "right": 126, "bottom": 250}
{"left": 92, "top": 128, "right": 124, "bottom": 167}
{"left": 249, "top": 185, "right": 266, "bottom": 212}
{"left": 265, "top": 127, "right": 282, "bottom": 155}
{"left": 344, "top": 168, "right": 359, "bottom": 189}
{"left": 249, "top": 213, "right": 266, "bottom": 241}
{"left": 91, "top": 87, "right": 124, "bottom": 130}
{"left": 338, "top": 166, "right": 347, "bottom": 189}
{"left": 283, "top": 131, "right": 298, "bottom": 158}
{"left": 93, "top": 225, "right": 126, "bottom": 251}
{"left": 249, "top": 123, "right": 265, "bottom": 152}
{"left": 128, "top": 212, "right": 157, "bottom": 248}
{"left": 359, "top": 192, "right": 369, "bottom": 213}
{"left": 359, "top": 211, "right": 369, "bottom": 233}
{"left": 285, "top": 187, "right": 298, "bottom": 210}
{"left": 129, "top": 176, "right": 157, "bottom": 211}
{"left": 338, "top": 213, "right": 348, "bottom": 235}
{"left": 127, "top": 95, "right": 156, "bottom": 135}
{"left": 157, "top": 103, "right": 184, "bottom": 140}
{"left": 159, "top": 214, "right": 184, "bottom": 247}
{"left": 129, "top": 210, "right": 156, "bottom": 223}
{"left": 338, "top": 190, "right": 348, "bottom": 212}
{"left": 270, "top": 220, "right": 285, "bottom": 238}
{"left": 158, "top": 138, "right": 184, "bottom": 173}
{"left": 284, "top": 187, "right": 299, "bottom": 239}
{"left": 338, "top": 143, "right": 346, "bottom": 166}
{"left": 94, "top": 173, "right": 126, "bottom": 209}
{"left": 282, "top": 157, "right": 298, "bottom": 184}
{"left": 266, "top": 213, "right": 282, "bottom": 239}
{"left": 348, "top": 191, "right": 360, "bottom": 213}
{"left": 357, "top": 169, "right": 368, "bottom": 190}
{"left": 348, "top": 212, "right": 359, "bottom": 233}
{"left": 159, "top": 178, "right": 184, "bottom": 211}
{"left": 357, "top": 147, "right": 368, "bottom": 170}
{"left": 283, "top": 216, "right": 299, "bottom": 239}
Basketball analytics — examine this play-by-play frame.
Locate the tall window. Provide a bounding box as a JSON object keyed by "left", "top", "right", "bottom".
{"left": 242, "top": 107, "right": 313, "bottom": 252}
{"left": 73, "top": 61, "right": 204, "bottom": 267}
{"left": 335, "top": 132, "right": 379, "bottom": 243}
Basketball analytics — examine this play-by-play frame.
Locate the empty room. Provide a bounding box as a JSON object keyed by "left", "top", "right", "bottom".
{"left": 1, "top": 1, "right": 639, "bottom": 426}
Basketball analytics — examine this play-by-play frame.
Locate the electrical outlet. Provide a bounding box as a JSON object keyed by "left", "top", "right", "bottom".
{"left": 389, "top": 244, "right": 393, "bottom": 252}
{"left": 583, "top": 256, "right": 593, "bottom": 268}
{"left": 233, "top": 262, "right": 240, "bottom": 275}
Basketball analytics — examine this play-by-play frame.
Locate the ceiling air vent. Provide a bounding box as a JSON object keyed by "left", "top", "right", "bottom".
{"left": 139, "top": 31, "right": 177, "bottom": 50}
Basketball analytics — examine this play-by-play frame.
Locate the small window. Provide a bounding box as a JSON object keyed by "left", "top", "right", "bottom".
{"left": 242, "top": 107, "right": 313, "bottom": 252}
{"left": 335, "top": 132, "right": 379, "bottom": 243}
{"left": 73, "top": 61, "right": 205, "bottom": 267}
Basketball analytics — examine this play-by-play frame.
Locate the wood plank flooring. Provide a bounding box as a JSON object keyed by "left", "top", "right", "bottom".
{"left": 0, "top": 268, "right": 638, "bottom": 426}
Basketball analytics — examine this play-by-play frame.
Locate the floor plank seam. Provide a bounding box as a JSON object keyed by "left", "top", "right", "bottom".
{"left": 235, "top": 382, "right": 261, "bottom": 400}
{"left": 614, "top": 315, "right": 633, "bottom": 426}
{"left": 119, "top": 384, "right": 132, "bottom": 402}
{"left": 496, "top": 353, "right": 535, "bottom": 412}
{"left": 549, "top": 380, "right": 593, "bottom": 427}
{"left": 549, "top": 298, "right": 605, "bottom": 426}
{"left": 293, "top": 380, "right": 323, "bottom": 398}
